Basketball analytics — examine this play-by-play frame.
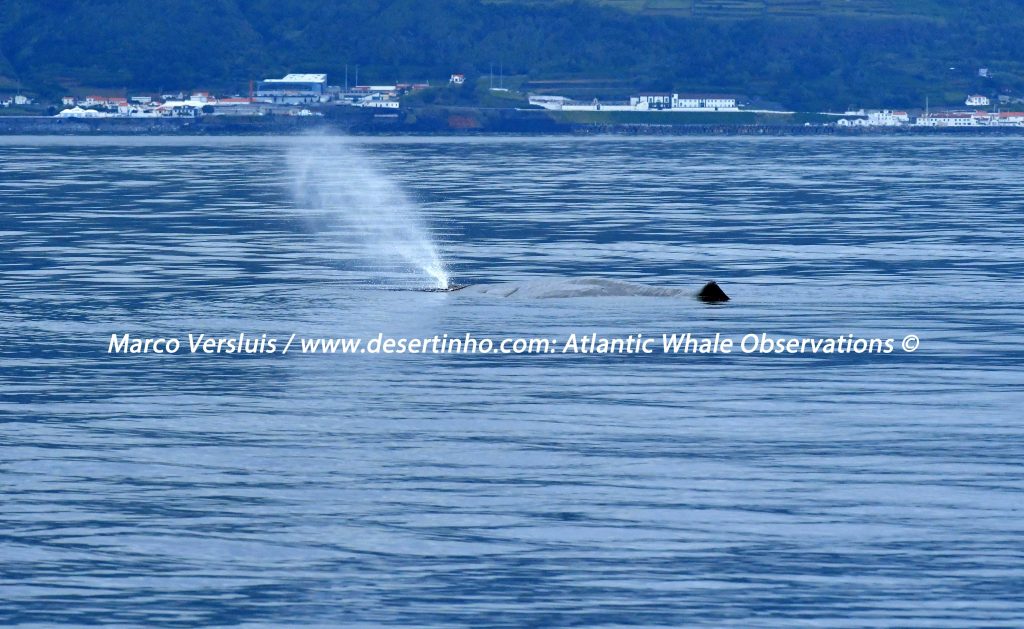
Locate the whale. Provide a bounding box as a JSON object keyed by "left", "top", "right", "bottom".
{"left": 697, "top": 281, "right": 730, "bottom": 303}
{"left": 423, "top": 278, "right": 729, "bottom": 302}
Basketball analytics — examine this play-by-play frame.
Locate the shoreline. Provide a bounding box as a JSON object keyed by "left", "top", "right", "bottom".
{"left": 3, "top": 113, "right": 1024, "bottom": 136}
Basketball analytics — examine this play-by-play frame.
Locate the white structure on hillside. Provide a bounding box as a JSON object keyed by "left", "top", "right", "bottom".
{"left": 966, "top": 95, "right": 990, "bottom": 107}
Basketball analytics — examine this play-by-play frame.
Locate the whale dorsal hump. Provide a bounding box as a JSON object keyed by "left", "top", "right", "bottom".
{"left": 698, "top": 281, "right": 730, "bottom": 303}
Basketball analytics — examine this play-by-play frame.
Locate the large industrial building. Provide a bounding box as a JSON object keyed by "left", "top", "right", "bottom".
{"left": 256, "top": 74, "right": 327, "bottom": 104}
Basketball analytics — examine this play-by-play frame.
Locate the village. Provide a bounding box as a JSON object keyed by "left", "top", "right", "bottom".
{"left": 40, "top": 73, "right": 420, "bottom": 120}
{"left": 530, "top": 91, "right": 1024, "bottom": 127}
{"left": 4, "top": 70, "right": 1024, "bottom": 129}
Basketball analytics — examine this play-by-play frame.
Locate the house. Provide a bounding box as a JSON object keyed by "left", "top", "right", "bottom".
{"left": 449, "top": 74, "right": 466, "bottom": 85}
{"left": 966, "top": 95, "right": 990, "bottom": 107}
{"left": 156, "top": 101, "right": 204, "bottom": 117}
{"left": 995, "top": 112, "right": 1024, "bottom": 126}
{"left": 13, "top": 94, "right": 32, "bottom": 105}
{"left": 61, "top": 96, "right": 76, "bottom": 106}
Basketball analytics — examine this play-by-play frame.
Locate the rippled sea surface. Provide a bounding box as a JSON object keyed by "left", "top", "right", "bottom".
{"left": 2, "top": 136, "right": 1023, "bottom": 627}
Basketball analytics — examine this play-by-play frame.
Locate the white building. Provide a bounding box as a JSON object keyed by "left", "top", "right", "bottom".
{"left": 61, "top": 96, "right": 76, "bottom": 106}
{"left": 13, "top": 94, "right": 32, "bottom": 105}
{"left": 156, "top": 101, "right": 204, "bottom": 117}
{"left": 863, "top": 110, "right": 910, "bottom": 126}
{"left": 55, "top": 106, "right": 107, "bottom": 118}
{"left": 680, "top": 95, "right": 738, "bottom": 110}
{"left": 528, "top": 95, "right": 569, "bottom": 110}
{"left": 966, "top": 95, "right": 990, "bottom": 107}
{"left": 629, "top": 93, "right": 738, "bottom": 111}
{"left": 533, "top": 92, "right": 741, "bottom": 113}
{"left": 121, "top": 106, "right": 161, "bottom": 118}
{"left": 358, "top": 98, "right": 400, "bottom": 109}
{"left": 632, "top": 93, "right": 673, "bottom": 110}
{"left": 915, "top": 113, "right": 978, "bottom": 127}
{"left": 561, "top": 98, "right": 634, "bottom": 112}
{"left": 995, "top": 112, "right": 1024, "bottom": 126}
{"left": 450, "top": 74, "right": 465, "bottom": 85}
{"left": 256, "top": 73, "right": 327, "bottom": 104}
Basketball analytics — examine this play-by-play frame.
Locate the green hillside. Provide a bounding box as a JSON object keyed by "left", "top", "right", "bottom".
{"left": 0, "top": 0, "right": 1022, "bottom": 111}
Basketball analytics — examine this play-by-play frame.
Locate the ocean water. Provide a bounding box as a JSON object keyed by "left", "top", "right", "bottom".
{"left": 1, "top": 135, "right": 1022, "bottom": 627}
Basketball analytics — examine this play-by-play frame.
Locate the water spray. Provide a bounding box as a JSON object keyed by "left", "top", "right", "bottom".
{"left": 288, "top": 135, "right": 450, "bottom": 290}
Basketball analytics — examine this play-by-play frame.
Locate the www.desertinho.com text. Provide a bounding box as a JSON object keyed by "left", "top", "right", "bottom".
{"left": 108, "top": 332, "right": 921, "bottom": 356}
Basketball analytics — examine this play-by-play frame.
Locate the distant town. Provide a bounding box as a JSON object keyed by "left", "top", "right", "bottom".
{"left": 39, "top": 73, "right": 415, "bottom": 119}
{"left": 3, "top": 69, "right": 1024, "bottom": 129}
{"left": 528, "top": 91, "right": 1024, "bottom": 128}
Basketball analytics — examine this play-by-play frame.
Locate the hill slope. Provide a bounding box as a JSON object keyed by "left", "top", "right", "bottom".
{"left": 1, "top": 0, "right": 1022, "bottom": 110}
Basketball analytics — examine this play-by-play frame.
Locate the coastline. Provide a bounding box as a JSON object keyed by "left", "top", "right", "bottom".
{"left": 3, "top": 110, "right": 1024, "bottom": 136}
